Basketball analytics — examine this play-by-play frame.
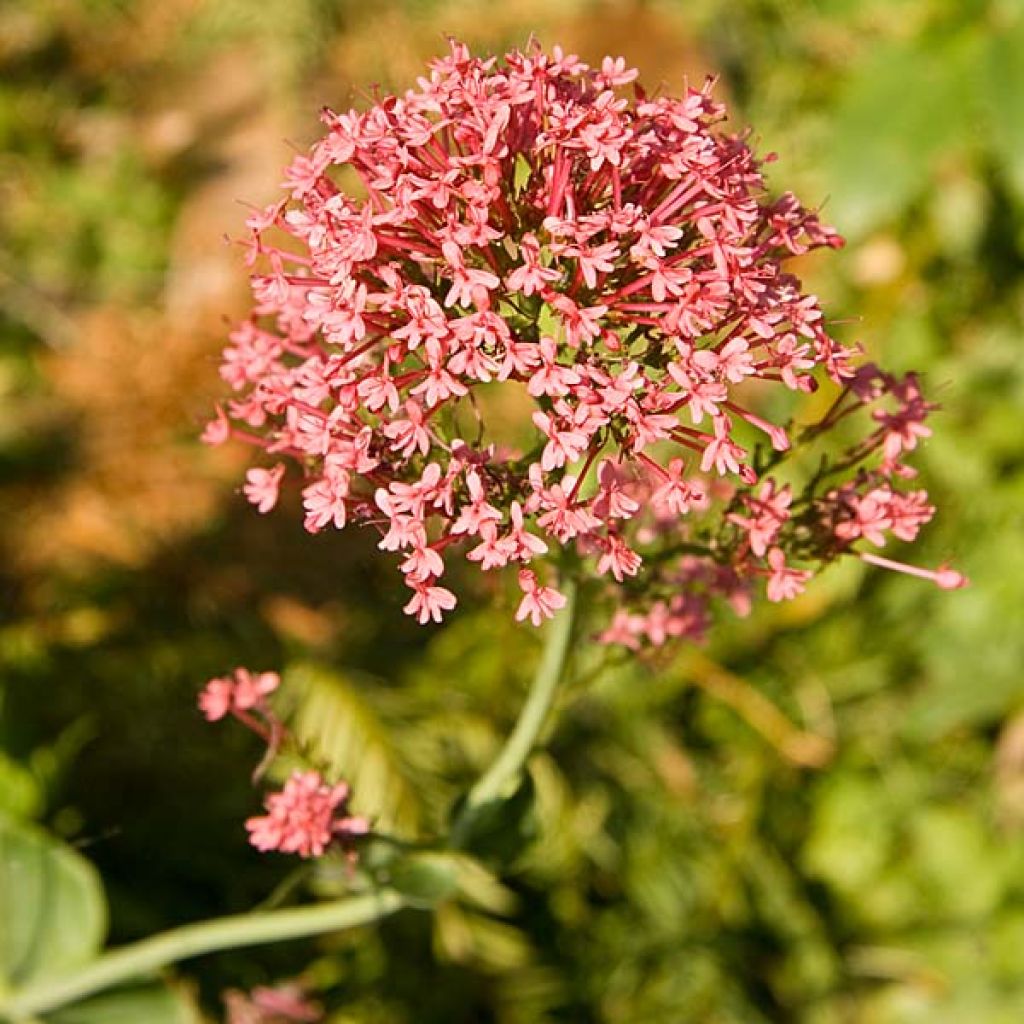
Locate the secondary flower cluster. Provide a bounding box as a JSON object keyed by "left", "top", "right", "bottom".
{"left": 200, "top": 668, "right": 367, "bottom": 859}
{"left": 246, "top": 770, "right": 369, "bottom": 859}
{"left": 205, "top": 40, "right": 960, "bottom": 642}
{"left": 199, "top": 667, "right": 280, "bottom": 724}
{"left": 225, "top": 983, "right": 322, "bottom": 1024}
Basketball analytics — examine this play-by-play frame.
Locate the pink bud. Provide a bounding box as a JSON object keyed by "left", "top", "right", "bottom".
{"left": 935, "top": 567, "right": 968, "bottom": 590}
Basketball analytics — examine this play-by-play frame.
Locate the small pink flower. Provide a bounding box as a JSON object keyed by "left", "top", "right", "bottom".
{"left": 596, "top": 534, "right": 642, "bottom": 582}
{"left": 232, "top": 668, "right": 281, "bottom": 711}
{"left": 728, "top": 480, "right": 792, "bottom": 557}
{"left": 765, "top": 548, "right": 812, "bottom": 602}
{"left": 201, "top": 405, "right": 231, "bottom": 446}
{"left": 515, "top": 569, "right": 567, "bottom": 626}
{"left": 246, "top": 771, "right": 368, "bottom": 859}
{"left": 225, "top": 983, "right": 323, "bottom": 1024}
{"left": 198, "top": 668, "right": 280, "bottom": 722}
{"left": 198, "top": 677, "right": 235, "bottom": 722}
{"left": 243, "top": 464, "right": 286, "bottom": 514}
{"left": 403, "top": 580, "right": 458, "bottom": 624}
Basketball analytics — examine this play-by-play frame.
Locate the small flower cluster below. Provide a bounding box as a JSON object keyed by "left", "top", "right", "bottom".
{"left": 200, "top": 669, "right": 368, "bottom": 861}
{"left": 246, "top": 770, "right": 369, "bottom": 859}
{"left": 225, "top": 983, "right": 322, "bottom": 1024}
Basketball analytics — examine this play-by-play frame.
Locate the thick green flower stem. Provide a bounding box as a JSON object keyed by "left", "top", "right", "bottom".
{"left": 452, "top": 576, "right": 578, "bottom": 846}
{"left": 0, "top": 889, "right": 406, "bottom": 1023}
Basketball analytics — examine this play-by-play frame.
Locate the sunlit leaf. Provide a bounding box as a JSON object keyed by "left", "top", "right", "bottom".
{"left": 985, "top": 13, "right": 1024, "bottom": 202}
{"left": 285, "top": 663, "right": 422, "bottom": 836}
{"left": 825, "top": 36, "right": 976, "bottom": 237}
{"left": 388, "top": 852, "right": 459, "bottom": 906}
{"left": 0, "top": 815, "right": 106, "bottom": 987}
{"left": 46, "top": 983, "right": 201, "bottom": 1024}
{"left": 0, "top": 752, "right": 41, "bottom": 821}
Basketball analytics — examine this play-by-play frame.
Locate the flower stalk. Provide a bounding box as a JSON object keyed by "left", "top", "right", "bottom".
{"left": 451, "top": 576, "right": 577, "bottom": 846}
{"left": 1, "top": 581, "right": 578, "bottom": 1021}
{"left": 0, "top": 890, "right": 406, "bottom": 1022}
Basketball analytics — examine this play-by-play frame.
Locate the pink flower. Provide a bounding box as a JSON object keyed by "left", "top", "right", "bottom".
{"left": 834, "top": 486, "right": 894, "bottom": 547}
{"left": 728, "top": 480, "right": 792, "bottom": 557}
{"left": 596, "top": 534, "right": 642, "bottom": 582}
{"left": 225, "top": 984, "right": 323, "bottom": 1024}
{"left": 199, "top": 668, "right": 280, "bottom": 722}
{"left": 198, "top": 677, "right": 234, "bottom": 722}
{"left": 243, "top": 464, "right": 286, "bottom": 514}
{"left": 765, "top": 548, "right": 812, "bottom": 602}
{"left": 201, "top": 405, "right": 231, "bottom": 446}
{"left": 204, "top": 39, "right": 955, "bottom": 639}
{"left": 515, "top": 569, "right": 567, "bottom": 625}
{"left": 246, "top": 771, "right": 369, "bottom": 859}
{"left": 403, "top": 581, "right": 458, "bottom": 624}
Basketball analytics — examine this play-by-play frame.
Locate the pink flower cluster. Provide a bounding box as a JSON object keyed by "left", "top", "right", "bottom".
{"left": 199, "top": 667, "right": 280, "bottom": 723}
{"left": 225, "top": 984, "right": 322, "bottom": 1024}
{"left": 246, "top": 770, "right": 369, "bottom": 859}
{"left": 206, "top": 40, "right": 959, "bottom": 642}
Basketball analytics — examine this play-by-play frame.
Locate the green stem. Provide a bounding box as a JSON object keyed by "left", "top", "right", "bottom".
{"left": 1, "top": 580, "right": 579, "bottom": 1020}
{"left": 0, "top": 889, "right": 405, "bottom": 1022}
{"left": 452, "top": 577, "right": 577, "bottom": 845}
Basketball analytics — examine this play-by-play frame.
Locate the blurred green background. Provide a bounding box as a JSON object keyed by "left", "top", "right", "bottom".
{"left": 1, "top": 0, "right": 1023, "bottom": 1021}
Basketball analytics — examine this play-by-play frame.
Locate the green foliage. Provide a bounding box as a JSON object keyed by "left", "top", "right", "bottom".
{"left": 1, "top": 0, "right": 1023, "bottom": 1020}
{"left": 0, "top": 815, "right": 106, "bottom": 988}
{"left": 286, "top": 663, "right": 423, "bottom": 836}
{"left": 47, "top": 985, "right": 201, "bottom": 1024}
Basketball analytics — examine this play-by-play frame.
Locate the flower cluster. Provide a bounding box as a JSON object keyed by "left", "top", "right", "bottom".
{"left": 199, "top": 667, "right": 280, "bottom": 723}
{"left": 198, "top": 670, "right": 367, "bottom": 859}
{"left": 246, "top": 770, "right": 369, "bottom": 859}
{"left": 206, "top": 40, "right": 960, "bottom": 642}
{"left": 225, "top": 984, "right": 322, "bottom": 1024}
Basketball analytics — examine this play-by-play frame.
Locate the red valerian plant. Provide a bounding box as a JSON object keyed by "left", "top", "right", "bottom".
{"left": 204, "top": 39, "right": 962, "bottom": 650}
{"left": 197, "top": 37, "right": 966, "bottom": 867}
{"left": 0, "top": 42, "right": 965, "bottom": 1024}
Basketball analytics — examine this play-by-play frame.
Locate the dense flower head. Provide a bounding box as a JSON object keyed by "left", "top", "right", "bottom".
{"left": 207, "top": 40, "right": 959, "bottom": 643}
{"left": 245, "top": 770, "right": 370, "bottom": 858}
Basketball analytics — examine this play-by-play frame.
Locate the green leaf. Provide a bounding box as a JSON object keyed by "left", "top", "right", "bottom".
{"left": 0, "top": 815, "right": 107, "bottom": 988}
{"left": 449, "top": 854, "right": 518, "bottom": 916}
{"left": 286, "top": 663, "right": 421, "bottom": 836}
{"left": 985, "top": 14, "right": 1024, "bottom": 201}
{"left": 450, "top": 771, "right": 538, "bottom": 865}
{"left": 825, "top": 35, "right": 977, "bottom": 237}
{"left": 513, "top": 153, "right": 532, "bottom": 196}
{"left": 0, "top": 751, "right": 42, "bottom": 821}
{"left": 388, "top": 852, "right": 459, "bottom": 906}
{"left": 537, "top": 302, "right": 561, "bottom": 339}
{"left": 46, "top": 984, "right": 201, "bottom": 1024}
{"left": 434, "top": 903, "right": 532, "bottom": 972}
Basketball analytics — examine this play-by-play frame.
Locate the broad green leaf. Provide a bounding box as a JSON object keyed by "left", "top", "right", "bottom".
{"left": 47, "top": 983, "right": 201, "bottom": 1024}
{"left": 0, "top": 751, "right": 41, "bottom": 821}
{"left": 985, "top": 14, "right": 1024, "bottom": 202}
{"left": 825, "top": 36, "right": 976, "bottom": 237}
{"left": 0, "top": 815, "right": 106, "bottom": 987}
{"left": 433, "top": 903, "right": 532, "bottom": 972}
{"left": 286, "top": 663, "right": 421, "bottom": 836}
{"left": 389, "top": 852, "right": 459, "bottom": 905}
